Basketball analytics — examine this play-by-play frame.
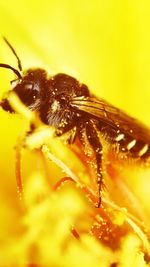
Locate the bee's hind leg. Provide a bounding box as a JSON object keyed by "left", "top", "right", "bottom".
{"left": 83, "top": 120, "right": 104, "bottom": 207}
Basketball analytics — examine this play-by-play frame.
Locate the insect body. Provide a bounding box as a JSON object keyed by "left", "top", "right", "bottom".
{"left": 0, "top": 38, "right": 150, "bottom": 207}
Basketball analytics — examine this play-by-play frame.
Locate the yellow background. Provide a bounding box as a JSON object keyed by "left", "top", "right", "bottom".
{"left": 0, "top": 0, "right": 150, "bottom": 265}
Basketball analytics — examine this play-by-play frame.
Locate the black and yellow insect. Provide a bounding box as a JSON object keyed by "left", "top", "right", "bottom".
{"left": 1, "top": 38, "right": 150, "bottom": 207}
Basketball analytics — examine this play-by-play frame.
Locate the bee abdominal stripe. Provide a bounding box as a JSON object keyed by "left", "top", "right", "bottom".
{"left": 138, "top": 144, "right": 149, "bottom": 157}
{"left": 115, "top": 133, "right": 125, "bottom": 141}
{"left": 127, "top": 139, "right": 136, "bottom": 150}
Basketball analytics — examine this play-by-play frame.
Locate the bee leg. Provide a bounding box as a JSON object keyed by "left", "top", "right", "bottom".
{"left": 15, "top": 136, "right": 24, "bottom": 199}
{"left": 85, "top": 120, "right": 103, "bottom": 208}
{"left": 66, "top": 127, "right": 77, "bottom": 144}
{"left": 55, "top": 126, "right": 77, "bottom": 144}
{"left": 15, "top": 121, "right": 37, "bottom": 199}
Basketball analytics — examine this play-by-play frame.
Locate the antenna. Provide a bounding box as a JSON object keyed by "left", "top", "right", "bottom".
{"left": 0, "top": 63, "right": 22, "bottom": 79}
{"left": 3, "top": 37, "right": 22, "bottom": 72}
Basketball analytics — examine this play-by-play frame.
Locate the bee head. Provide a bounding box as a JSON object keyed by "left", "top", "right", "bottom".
{"left": 0, "top": 67, "right": 48, "bottom": 113}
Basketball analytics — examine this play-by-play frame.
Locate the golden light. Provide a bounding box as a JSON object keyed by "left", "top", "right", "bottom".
{"left": 0, "top": 1, "right": 150, "bottom": 266}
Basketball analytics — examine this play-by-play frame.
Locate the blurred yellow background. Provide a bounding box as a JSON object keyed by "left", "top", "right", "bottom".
{"left": 0, "top": 0, "right": 150, "bottom": 122}
{"left": 0, "top": 0, "right": 150, "bottom": 266}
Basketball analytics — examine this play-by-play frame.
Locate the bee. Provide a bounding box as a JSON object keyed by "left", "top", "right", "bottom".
{"left": 0, "top": 38, "right": 150, "bottom": 207}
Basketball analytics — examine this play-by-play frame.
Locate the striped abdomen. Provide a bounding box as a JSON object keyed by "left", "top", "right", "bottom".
{"left": 112, "top": 130, "right": 150, "bottom": 159}
{"left": 99, "top": 123, "right": 150, "bottom": 160}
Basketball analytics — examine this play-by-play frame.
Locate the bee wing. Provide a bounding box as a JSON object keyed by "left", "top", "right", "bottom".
{"left": 71, "top": 96, "right": 150, "bottom": 142}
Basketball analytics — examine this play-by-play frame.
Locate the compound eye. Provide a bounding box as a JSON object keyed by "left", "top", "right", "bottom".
{"left": 24, "top": 83, "right": 39, "bottom": 100}
{"left": 24, "top": 82, "right": 33, "bottom": 90}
